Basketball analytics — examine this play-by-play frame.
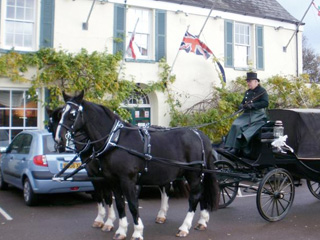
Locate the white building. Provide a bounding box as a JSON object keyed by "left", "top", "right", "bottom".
{"left": 0, "top": 0, "right": 301, "bottom": 146}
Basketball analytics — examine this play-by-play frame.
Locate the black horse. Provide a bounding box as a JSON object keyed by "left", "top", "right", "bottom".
{"left": 47, "top": 107, "right": 186, "bottom": 231}
{"left": 47, "top": 107, "right": 116, "bottom": 231}
{"left": 54, "top": 91, "right": 219, "bottom": 239}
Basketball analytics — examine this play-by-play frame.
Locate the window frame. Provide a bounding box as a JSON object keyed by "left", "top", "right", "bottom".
{"left": 0, "top": 89, "right": 39, "bottom": 146}
{"left": 234, "top": 22, "right": 252, "bottom": 69}
{"left": 126, "top": 7, "right": 153, "bottom": 61}
{"left": 113, "top": 4, "right": 166, "bottom": 62}
{"left": 1, "top": 0, "right": 38, "bottom": 52}
{"left": 224, "top": 20, "right": 264, "bottom": 70}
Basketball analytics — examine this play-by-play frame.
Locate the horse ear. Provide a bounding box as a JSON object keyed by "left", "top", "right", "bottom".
{"left": 45, "top": 106, "right": 53, "bottom": 116}
{"left": 74, "top": 90, "right": 84, "bottom": 104}
{"left": 62, "top": 91, "right": 72, "bottom": 102}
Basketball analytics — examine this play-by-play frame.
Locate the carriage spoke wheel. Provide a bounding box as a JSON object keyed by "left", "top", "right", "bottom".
{"left": 306, "top": 180, "right": 320, "bottom": 200}
{"left": 256, "top": 168, "right": 295, "bottom": 222}
{"left": 214, "top": 160, "right": 239, "bottom": 209}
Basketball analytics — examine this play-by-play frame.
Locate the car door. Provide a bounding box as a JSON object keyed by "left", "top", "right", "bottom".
{"left": 3, "top": 133, "right": 33, "bottom": 188}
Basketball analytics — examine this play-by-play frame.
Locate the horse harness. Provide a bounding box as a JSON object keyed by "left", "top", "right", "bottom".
{"left": 56, "top": 101, "right": 209, "bottom": 181}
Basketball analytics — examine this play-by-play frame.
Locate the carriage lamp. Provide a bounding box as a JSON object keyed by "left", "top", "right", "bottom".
{"left": 273, "top": 120, "right": 284, "bottom": 138}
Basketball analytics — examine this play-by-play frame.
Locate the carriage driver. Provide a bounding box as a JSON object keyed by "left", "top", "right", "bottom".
{"left": 224, "top": 72, "right": 269, "bottom": 156}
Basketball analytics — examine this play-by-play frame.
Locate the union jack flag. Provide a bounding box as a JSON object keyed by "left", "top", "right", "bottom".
{"left": 179, "top": 31, "right": 213, "bottom": 59}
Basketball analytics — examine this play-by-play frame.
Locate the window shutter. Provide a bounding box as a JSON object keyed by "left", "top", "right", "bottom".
{"left": 224, "top": 20, "right": 233, "bottom": 68}
{"left": 113, "top": 4, "right": 126, "bottom": 55}
{"left": 155, "top": 10, "right": 166, "bottom": 61}
{"left": 256, "top": 25, "right": 264, "bottom": 70}
{"left": 40, "top": 0, "right": 55, "bottom": 48}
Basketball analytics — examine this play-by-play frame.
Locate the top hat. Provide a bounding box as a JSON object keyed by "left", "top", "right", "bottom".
{"left": 246, "top": 72, "right": 260, "bottom": 82}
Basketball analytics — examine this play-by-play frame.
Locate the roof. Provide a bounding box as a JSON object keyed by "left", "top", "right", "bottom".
{"left": 157, "top": 0, "right": 299, "bottom": 24}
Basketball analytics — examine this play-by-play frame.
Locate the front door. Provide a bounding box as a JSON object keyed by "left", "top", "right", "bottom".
{"left": 127, "top": 107, "right": 151, "bottom": 127}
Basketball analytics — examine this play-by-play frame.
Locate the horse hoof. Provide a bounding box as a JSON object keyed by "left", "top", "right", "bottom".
{"left": 92, "top": 221, "right": 104, "bottom": 228}
{"left": 130, "top": 238, "right": 143, "bottom": 240}
{"left": 113, "top": 233, "right": 126, "bottom": 240}
{"left": 155, "top": 217, "right": 166, "bottom": 224}
{"left": 194, "top": 223, "right": 207, "bottom": 231}
{"left": 176, "top": 230, "right": 188, "bottom": 237}
{"left": 101, "top": 224, "right": 114, "bottom": 232}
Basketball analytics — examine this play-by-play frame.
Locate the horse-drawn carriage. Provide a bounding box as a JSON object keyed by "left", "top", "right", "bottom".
{"left": 49, "top": 92, "right": 320, "bottom": 239}
{"left": 214, "top": 108, "right": 320, "bottom": 222}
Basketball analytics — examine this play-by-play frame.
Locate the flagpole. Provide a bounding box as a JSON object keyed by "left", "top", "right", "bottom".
{"left": 198, "top": 3, "right": 215, "bottom": 37}
{"left": 118, "top": 18, "right": 139, "bottom": 80}
{"left": 166, "top": 25, "right": 190, "bottom": 81}
{"left": 197, "top": 3, "right": 226, "bottom": 83}
{"left": 283, "top": 0, "right": 314, "bottom": 52}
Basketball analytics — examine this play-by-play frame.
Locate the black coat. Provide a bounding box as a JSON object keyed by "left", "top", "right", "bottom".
{"left": 225, "top": 85, "right": 269, "bottom": 151}
{"left": 241, "top": 85, "right": 269, "bottom": 111}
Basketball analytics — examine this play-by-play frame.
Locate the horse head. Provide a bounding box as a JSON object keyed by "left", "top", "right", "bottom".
{"left": 46, "top": 106, "right": 66, "bottom": 152}
{"left": 55, "top": 91, "right": 85, "bottom": 149}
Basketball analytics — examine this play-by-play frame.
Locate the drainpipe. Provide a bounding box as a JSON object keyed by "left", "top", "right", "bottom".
{"left": 295, "top": 23, "right": 299, "bottom": 77}
{"left": 283, "top": 0, "right": 313, "bottom": 76}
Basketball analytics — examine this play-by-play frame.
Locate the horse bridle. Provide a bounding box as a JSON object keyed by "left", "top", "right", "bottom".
{"left": 58, "top": 101, "right": 83, "bottom": 133}
{"left": 58, "top": 101, "right": 115, "bottom": 147}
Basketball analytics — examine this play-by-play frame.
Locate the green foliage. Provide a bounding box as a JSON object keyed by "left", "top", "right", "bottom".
{"left": 2, "top": 48, "right": 320, "bottom": 143}
{"left": 0, "top": 49, "right": 170, "bottom": 121}
{"left": 167, "top": 73, "right": 320, "bottom": 142}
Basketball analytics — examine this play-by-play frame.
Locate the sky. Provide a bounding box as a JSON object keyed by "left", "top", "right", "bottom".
{"left": 276, "top": 0, "right": 320, "bottom": 54}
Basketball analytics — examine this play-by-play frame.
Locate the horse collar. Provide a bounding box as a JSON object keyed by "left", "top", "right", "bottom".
{"left": 94, "top": 120, "right": 123, "bottom": 157}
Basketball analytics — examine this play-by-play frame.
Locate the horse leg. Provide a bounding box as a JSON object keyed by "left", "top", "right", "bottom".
{"left": 101, "top": 187, "right": 117, "bottom": 232}
{"left": 194, "top": 209, "right": 210, "bottom": 231}
{"left": 121, "top": 179, "right": 144, "bottom": 240}
{"left": 113, "top": 188, "right": 128, "bottom": 240}
{"left": 155, "top": 185, "right": 169, "bottom": 224}
{"left": 176, "top": 175, "right": 202, "bottom": 237}
{"left": 91, "top": 183, "right": 106, "bottom": 228}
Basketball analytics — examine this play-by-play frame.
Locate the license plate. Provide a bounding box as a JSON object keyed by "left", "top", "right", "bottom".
{"left": 62, "top": 162, "right": 82, "bottom": 169}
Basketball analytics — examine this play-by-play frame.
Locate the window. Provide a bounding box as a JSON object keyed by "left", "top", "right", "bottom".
{"left": 126, "top": 8, "right": 152, "bottom": 60}
{"left": 225, "top": 20, "right": 264, "bottom": 70}
{"left": 3, "top": 0, "right": 36, "bottom": 51}
{"left": 113, "top": 4, "right": 166, "bottom": 61}
{"left": 0, "top": 89, "right": 38, "bottom": 147}
{"left": 123, "top": 91, "right": 150, "bottom": 105}
{"left": 122, "top": 91, "right": 151, "bottom": 126}
{"left": 234, "top": 23, "right": 251, "bottom": 68}
{"left": 7, "top": 133, "right": 32, "bottom": 154}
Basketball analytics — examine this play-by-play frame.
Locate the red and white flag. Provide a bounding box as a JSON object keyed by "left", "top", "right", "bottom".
{"left": 126, "top": 18, "right": 139, "bottom": 59}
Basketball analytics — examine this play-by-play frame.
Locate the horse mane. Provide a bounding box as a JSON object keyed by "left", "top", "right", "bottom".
{"left": 51, "top": 106, "right": 63, "bottom": 121}
{"left": 82, "top": 100, "right": 135, "bottom": 127}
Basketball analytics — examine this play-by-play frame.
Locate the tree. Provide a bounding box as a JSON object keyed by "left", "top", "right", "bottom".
{"left": 302, "top": 36, "right": 320, "bottom": 82}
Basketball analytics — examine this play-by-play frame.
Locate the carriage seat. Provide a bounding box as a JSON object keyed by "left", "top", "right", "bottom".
{"left": 241, "top": 121, "right": 275, "bottom": 160}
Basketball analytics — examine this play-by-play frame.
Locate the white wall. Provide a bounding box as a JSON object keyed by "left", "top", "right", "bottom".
{"left": 52, "top": 0, "right": 302, "bottom": 127}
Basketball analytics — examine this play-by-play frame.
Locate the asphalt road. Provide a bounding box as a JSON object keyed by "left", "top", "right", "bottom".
{"left": 1, "top": 181, "right": 320, "bottom": 240}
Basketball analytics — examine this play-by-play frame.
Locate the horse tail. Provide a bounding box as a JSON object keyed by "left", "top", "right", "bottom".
{"left": 203, "top": 153, "right": 219, "bottom": 211}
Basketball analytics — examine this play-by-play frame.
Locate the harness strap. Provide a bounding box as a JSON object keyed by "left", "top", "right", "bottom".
{"left": 191, "top": 129, "right": 206, "bottom": 168}
{"left": 53, "top": 153, "right": 79, "bottom": 179}
{"left": 112, "top": 143, "right": 204, "bottom": 168}
{"left": 94, "top": 120, "right": 123, "bottom": 158}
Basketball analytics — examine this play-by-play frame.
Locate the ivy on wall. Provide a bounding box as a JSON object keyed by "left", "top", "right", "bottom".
{"left": 1, "top": 49, "right": 320, "bottom": 142}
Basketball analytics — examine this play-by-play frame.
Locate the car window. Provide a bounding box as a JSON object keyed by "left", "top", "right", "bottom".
{"left": 43, "top": 135, "right": 58, "bottom": 154}
{"left": 0, "top": 129, "right": 9, "bottom": 149}
{"left": 7, "top": 134, "right": 33, "bottom": 154}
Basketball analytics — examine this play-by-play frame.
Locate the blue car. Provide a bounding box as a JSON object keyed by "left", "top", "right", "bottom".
{"left": 0, "top": 130, "right": 94, "bottom": 206}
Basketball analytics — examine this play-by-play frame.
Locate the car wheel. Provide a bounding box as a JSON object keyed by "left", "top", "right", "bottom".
{"left": 23, "top": 178, "right": 38, "bottom": 206}
{"left": 0, "top": 168, "right": 9, "bottom": 190}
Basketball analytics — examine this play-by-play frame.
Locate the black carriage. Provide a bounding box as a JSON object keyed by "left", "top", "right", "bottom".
{"left": 214, "top": 108, "right": 320, "bottom": 222}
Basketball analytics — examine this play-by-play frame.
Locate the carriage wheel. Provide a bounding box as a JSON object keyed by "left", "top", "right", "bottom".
{"left": 306, "top": 180, "right": 320, "bottom": 200}
{"left": 214, "top": 160, "right": 239, "bottom": 209}
{"left": 256, "top": 168, "right": 295, "bottom": 222}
